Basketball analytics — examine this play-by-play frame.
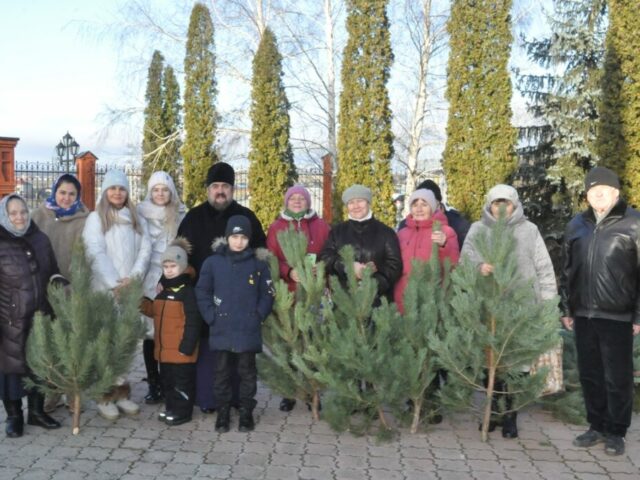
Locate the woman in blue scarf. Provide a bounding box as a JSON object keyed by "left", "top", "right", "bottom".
{"left": 32, "top": 174, "right": 90, "bottom": 279}
{"left": 31, "top": 174, "right": 90, "bottom": 413}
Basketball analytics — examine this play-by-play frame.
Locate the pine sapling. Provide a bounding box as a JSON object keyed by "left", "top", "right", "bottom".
{"left": 432, "top": 214, "right": 559, "bottom": 441}
{"left": 311, "top": 245, "right": 396, "bottom": 436}
{"left": 258, "top": 227, "right": 327, "bottom": 420}
{"left": 26, "top": 243, "right": 146, "bottom": 434}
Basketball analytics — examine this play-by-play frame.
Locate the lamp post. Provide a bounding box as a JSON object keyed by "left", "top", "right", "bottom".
{"left": 55, "top": 132, "right": 80, "bottom": 172}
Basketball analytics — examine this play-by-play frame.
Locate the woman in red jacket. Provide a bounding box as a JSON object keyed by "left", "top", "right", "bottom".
{"left": 266, "top": 185, "right": 330, "bottom": 411}
{"left": 394, "top": 189, "right": 460, "bottom": 313}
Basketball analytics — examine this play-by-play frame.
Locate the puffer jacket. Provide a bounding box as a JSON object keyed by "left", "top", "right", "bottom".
{"left": 319, "top": 216, "right": 402, "bottom": 302}
{"left": 560, "top": 199, "right": 640, "bottom": 323}
{"left": 461, "top": 200, "right": 556, "bottom": 302}
{"left": 141, "top": 273, "right": 202, "bottom": 363}
{"left": 82, "top": 207, "right": 152, "bottom": 292}
{"left": 31, "top": 203, "right": 90, "bottom": 279}
{"left": 195, "top": 240, "right": 274, "bottom": 353}
{"left": 394, "top": 213, "right": 460, "bottom": 313}
{"left": 0, "top": 223, "right": 61, "bottom": 374}
{"left": 266, "top": 209, "right": 330, "bottom": 292}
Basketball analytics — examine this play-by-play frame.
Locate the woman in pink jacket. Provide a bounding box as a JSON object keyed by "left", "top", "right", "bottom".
{"left": 394, "top": 189, "right": 460, "bottom": 313}
{"left": 267, "top": 185, "right": 330, "bottom": 293}
{"left": 266, "top": 185, "right": 330, "bottom": 411}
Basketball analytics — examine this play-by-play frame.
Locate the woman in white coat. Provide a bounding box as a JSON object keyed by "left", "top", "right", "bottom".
{"left": 137, "top": 171, "right": 186, "bottom": 404}
{"left": 83, "top": 170, "right": 152, "bottom": 420}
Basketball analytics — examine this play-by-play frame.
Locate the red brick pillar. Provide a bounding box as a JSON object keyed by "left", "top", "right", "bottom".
{"left": 0, "top": 136, "right": 19, "bottom": 199}
{"left": 322, "top": 153, "right": 333, "bottom": 223}
{"left": 75, "top": 151, "right": 98, "bottom": 211}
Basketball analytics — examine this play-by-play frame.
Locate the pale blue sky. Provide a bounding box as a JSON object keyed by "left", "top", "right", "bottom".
{"left": 0, "top": 0, "right": 126, "bottom": 163}
{"left": 0, "top": 0, "right": 552, "bottom": 168}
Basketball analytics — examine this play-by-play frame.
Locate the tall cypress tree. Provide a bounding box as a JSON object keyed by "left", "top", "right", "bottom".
{"left": 443, "top": 0, "right": 517, "bottom": 221}
{"left": 597, "top": 0, "right": 640, "bottom": 206}
{"left": 142, "top": 50, "right": 165, "bottom": 184}
{"left": 161, "top": 65, "right": 182, "bottom": 185}
{"left": 182, "top": 2, "right": 217, "bottom": 207}
{"left": 516, "top": 0, "right": 606, "bottom": 263}
{"left": 336, "top": 0, "right": 395, "bottom": 226}
{"left": 248, "top": 28, "right": 296, "bottom": 227}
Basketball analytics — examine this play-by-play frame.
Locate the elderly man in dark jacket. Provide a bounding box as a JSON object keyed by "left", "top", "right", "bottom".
{"left": 177, "top": 162, "right": 266, "bottom": 414}
{"left": 320, "top": 184, "right": 402, "bottom": 305}
{"left": 560, "top": 167, "right": 640, "bottom": 456}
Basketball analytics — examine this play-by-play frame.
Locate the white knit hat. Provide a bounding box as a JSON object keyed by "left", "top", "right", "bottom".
{"left": 101, "top": 170, "right": 129, "bottom": 196}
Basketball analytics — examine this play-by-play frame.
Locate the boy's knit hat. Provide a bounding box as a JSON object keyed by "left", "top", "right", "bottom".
{"left": 225, "top": 215, "right": 252, "bottom": 239}
{"left": 161, "top": 237, "right": 192, "bottom": 273}
{"left": 341, "top": 184, "right": 372, "bottom": 205}
{"left": 284, "top": 184, "right": 311, "bottom": 208}
{"left": 101, "top": 170, "right": 129, "bottom": 196}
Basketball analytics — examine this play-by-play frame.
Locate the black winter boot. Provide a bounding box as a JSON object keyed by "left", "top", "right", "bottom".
{"left": 3, "top": 400, "right": 24, "bottom": 438}
{"left": 238, "top": 407, "right": 255, "bottom": 432}
{"left": 279, "top": 398, "right": 296, "bottom": 412}
{"left": 143, "top": 339, "right": 163, "bottom": 404}
{"left": 479, "top": 378, "right": 504, "bottom": 432}
{"left": 502, "top": 412, "right": 518, "bottom": 438}
{"left": 215, "top": 405, "right": 231, "bottom": 433}
{"left": 501, "top": 390, "right": 518, "bottom": 438}
{"left": 27, "top": 393, "right": 61, "bottom": 429}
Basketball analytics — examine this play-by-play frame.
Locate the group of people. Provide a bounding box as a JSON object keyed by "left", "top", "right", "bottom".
{"left": 0, "top": 161, "right": 638, "bottom": 456}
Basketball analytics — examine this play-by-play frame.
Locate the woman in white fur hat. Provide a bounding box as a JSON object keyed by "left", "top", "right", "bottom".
{"left": 137, "top": 171, "right": 186, "bottom": 405}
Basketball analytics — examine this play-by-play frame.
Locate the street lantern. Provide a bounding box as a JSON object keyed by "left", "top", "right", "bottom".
{"left": 56, "top": 132, "right": 80, "bottom": 172}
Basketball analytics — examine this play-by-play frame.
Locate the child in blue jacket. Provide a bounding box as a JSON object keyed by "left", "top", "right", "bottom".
{"left": 195, "top": 215, "right": 273, "bottom": 433}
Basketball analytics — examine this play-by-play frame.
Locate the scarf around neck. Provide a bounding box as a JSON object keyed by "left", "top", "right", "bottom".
{"left": 45, "top": 174, "right": 83, "bottom": 217}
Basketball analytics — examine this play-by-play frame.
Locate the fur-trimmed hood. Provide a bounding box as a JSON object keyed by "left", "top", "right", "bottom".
{"left": 210, "top": 236, "right": 270, "bottom": 261}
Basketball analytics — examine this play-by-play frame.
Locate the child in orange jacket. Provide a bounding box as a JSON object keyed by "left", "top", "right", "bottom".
{"left": 142, "top": 238, "right": 203, "bottom": 426}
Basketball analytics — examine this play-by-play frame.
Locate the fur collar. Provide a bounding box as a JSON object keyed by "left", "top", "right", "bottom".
{"left": 210, "top": 236, "right": 270, "bottom": 261}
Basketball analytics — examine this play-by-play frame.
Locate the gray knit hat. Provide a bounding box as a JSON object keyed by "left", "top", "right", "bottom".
{"left": 409, "top": 189, "right": 438, "bottom": 213}
{"left": 487, "top": 184, "right": 519, "bottom": 205}
{"left": 161, "top": 237, "right": 192, "bottom": 274}
{"left": 341, "top": 184, "right": 372, "bottom": 205}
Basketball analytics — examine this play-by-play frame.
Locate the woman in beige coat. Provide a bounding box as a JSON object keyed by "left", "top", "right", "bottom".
{"left": 32, "top": 174, "right": 90, "bottom": 413}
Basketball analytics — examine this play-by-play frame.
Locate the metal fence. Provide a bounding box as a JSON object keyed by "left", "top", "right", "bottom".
{"left": 14, "top": 161, "right": 324, "bottom": 212}
{"left": 14, "top": 161, "right": 145, "bottom": 209}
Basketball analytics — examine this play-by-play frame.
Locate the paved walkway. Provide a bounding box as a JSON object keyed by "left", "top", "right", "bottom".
{"left": 0, "top": 354, "right": 638, "bottom": 480}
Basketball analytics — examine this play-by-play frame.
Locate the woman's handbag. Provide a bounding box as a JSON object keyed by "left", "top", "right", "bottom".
{"left": 531, "top": 339, "right": 564, "bottom": 395}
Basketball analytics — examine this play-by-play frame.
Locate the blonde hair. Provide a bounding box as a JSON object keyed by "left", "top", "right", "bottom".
{"left": 153, "top": 189, "right": 180, "bottom": 238}
{"left": 97, "top": 189, "right": 142, "bottom": 234}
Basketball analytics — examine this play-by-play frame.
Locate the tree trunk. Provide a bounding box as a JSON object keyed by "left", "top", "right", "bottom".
{"left": 377, "top": 406, "right": 390, "bottom": 430}
{"left": 403, "top": 0, "right": 433, "bottom": 215}
{"left": 72, "top": 393, "right": 82, "bottom": 435}
{"left": 481, "top": 314, "right": 497, "bottom": 442}
{"left": 324, "top": 0, "right": 337, "bottom": 163}
{"left": 410, "top": 397, "right": 423, "bottom": 434}
{"left": 311, "top": 390, "right": 321, "bottom": 422}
